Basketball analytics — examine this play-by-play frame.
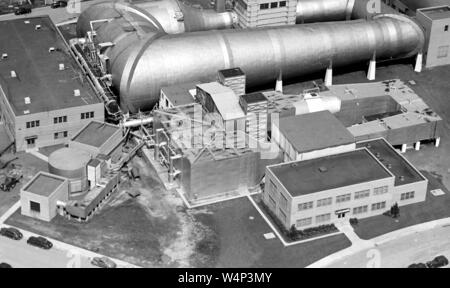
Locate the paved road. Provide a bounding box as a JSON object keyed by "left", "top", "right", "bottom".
{"left": 0, "top": 236, "right": 97, "bottom": 268}
{"left": 327, "top": 224, "right": 450, "bottom": 268}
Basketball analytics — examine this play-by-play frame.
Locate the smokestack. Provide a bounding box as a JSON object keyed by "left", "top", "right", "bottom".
{"left": 214, "top": 0, "right": 226, "bottom": 13}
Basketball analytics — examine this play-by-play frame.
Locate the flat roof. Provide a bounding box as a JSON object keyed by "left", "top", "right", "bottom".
{"left": 218, "top": 68, "right": 245, "bottom": 78}
{"left": 72, "top": 121, "right": 119, "bottom": 148}
{"left": 269, "top": 149, "right": 393, "bottom": 197}
{"left": 161, "top": 82, "right": 198, "bottom": 106}
{"left": 418, "top": 6, "right": 450, "bottom": 20}
{"left": 240, "top": 92, "right": 268, "bottom": 105}
{"left": 197, "top": 82, "right": 245, "bottom": 120}
{"left": 276, "top": 111, "right": 355, "bottom": 153}
{"left": 24, "top": 172, "right": 65, "bottom": 197}
{"left": 0, "top": 16, "right": 99, "bottom": 116}
{"left": 357, "top": 138, "right": 426, "bottom": 186}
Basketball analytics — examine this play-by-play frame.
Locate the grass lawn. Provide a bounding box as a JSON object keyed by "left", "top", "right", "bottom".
{"left": 353, "top": 171, "right": 450, "bottom": 240}
{"left": 194, "top": 197, "right": 352, "bottom": 268}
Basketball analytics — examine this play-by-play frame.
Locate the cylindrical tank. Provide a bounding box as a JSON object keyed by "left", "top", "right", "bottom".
{"left": 113, "top": 15, "right": 424, "bottom": 112}
{"left": 48, "top": 148, "right": 91, "bottom": 194}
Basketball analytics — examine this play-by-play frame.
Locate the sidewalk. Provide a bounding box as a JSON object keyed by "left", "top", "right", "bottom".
{"left": 308, "top": 216, "right": 450, "bottom": 268}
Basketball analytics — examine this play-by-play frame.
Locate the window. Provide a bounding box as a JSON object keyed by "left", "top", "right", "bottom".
{"left": 30, "top": 201, "right": 40, "bottom": 213}
{"left": 401, "top": 191, "right": 415, "bottom": 201}
{"left": 26, "top": 137, "right": 36, "bottom": 146}
{"left": 355, "top": 189, "right": 370, "bottom": 199}
{"left": 336, "top": 193, "right": 351, "bottom": 203}
{"left": 438, "top": 45, "right": 449, "bottom": 58}
{"left": 317, "top": 197, "right": 332, "bottom": 207}
{"left": 298, "top": 201, "right": 313, "bottom": 211}
{"left": 260, "top": 3, "right": 269, "bottom": 9}
{"left": 268, "top": 195, "right": 276, "bottom": 209}
{"left": 54, "top": 131, "right": 68, "bottom": 139}
{"left": 374, "top": 186, "right": 388, "bottom": 195}
{"left": 296, "top": 217, "right": 312, "bottom": 228}
{"left": 26, "top": 120, "right": 40, "bottom": 129}
{"left": 268, "top": 180, "right": 277, "bottom": 198}
{"left": 81, "top": 112, "right": 95, "bottom": 120}
{"left": 270, "top": 2, "right": 278, "bottom": 8}
{"left": 279, "top": 1, "right": 286, "bottom": 7}
{"left": 371, "top": 201, "right": 386, "bottom": 211}
{"left": 54, "top": 116, "right": 67, "bottom": 124}
{"left": 278, "top": 209, "right": 287, "bottom": 223}
{"left": 353, "top": 205, "right": 368, "bottom": 215}
{"left": 279, "top": 192, "right": 288, "bottom": 211}
{"left": 316, "top": 213, "right": 331, "bottom": 224}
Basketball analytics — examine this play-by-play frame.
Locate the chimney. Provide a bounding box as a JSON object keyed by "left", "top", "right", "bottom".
{"left": 214, "top": 0, "right": 226, "bottom": 13}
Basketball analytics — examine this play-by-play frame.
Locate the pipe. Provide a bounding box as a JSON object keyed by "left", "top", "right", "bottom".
{"left": 77, "top": 0, "right": 425, "bottom": 113}
{"left": 112, "top": 15, "right": 424, "bottom": 112}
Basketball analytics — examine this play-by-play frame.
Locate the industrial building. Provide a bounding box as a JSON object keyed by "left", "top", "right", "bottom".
{"left": 416, "top": 6, "right": 450, "bottom": 68}
{"left": 159, "top": 82, "right": 198, "bottom": 110}
{"left": 263, "top": 138, "right": 428, "bottom": 230}
{"left": 19, "top": 120, "right": 125, "bottom": 222}
{"left": 0, "top": 16, "right": 104, "bottom": 152}
{"left": 271, "top": 111, "right": 356, "bottom": 162}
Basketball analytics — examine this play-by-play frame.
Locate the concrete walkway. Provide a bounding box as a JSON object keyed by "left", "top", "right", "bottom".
{"left": 308, "top": 216, "right": 450, "bottom": 268}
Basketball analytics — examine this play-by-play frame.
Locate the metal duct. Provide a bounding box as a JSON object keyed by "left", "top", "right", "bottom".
{"left": 77, "top": 0, "right": 237, "bottom": 36}
{"left": 77, "top": 0, "right": 425, "bottom": 112}
{"left": 111, "top": 15, "right": 424, "bottom": 112}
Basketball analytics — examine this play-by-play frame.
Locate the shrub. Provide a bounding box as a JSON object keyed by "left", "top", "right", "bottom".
{"left": 350, "top": 218, "right": 359, "bottom": 226}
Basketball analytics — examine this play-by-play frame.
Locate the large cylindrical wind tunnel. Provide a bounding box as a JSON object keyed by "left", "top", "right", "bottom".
{"left": 77, "top": 0, "right": 425, "bottom": 113}
{"left": 113, "top": 16, "right": 424, "bottom": 112}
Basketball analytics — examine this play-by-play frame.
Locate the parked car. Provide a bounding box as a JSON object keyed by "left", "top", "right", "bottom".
{"left": 91, "top": 256, "right": 117, "bottom": 268}
{"left": 27, "top": 236, "right": 53, "bottom": 250}
{"left": 0, "top": 227, "right": 23, "bottom": 240}
{"left": 408, "top": 263, "right": 427, "bottom": 268}
{"left": 50, "top": 1, "right": 67, "bottom": 9}
{"left": 0, "top": 171, "right": 22, "bottom": 192}
{"left": 0, "top": 263, "right": 12, "bottom": 268}
{"left": 427, "top": 255, "right": 449, "bottom": 268}
{"left": 14, "top": 6, "right": 32, "bottom": 15}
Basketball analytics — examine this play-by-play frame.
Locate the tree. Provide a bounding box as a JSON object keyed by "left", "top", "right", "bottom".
{"left": 391, "top": 203, "right": 400, "bottom": 218}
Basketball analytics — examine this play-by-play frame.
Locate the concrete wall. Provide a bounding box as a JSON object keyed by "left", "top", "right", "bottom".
{"left": 183, "top": 151, "right": 260, "bottom": 201}
{"left": 13, "top": 103, "right": 104, "bottom": 152}
{"left": 393, "top": 180, "right": 428, "bottom": 206}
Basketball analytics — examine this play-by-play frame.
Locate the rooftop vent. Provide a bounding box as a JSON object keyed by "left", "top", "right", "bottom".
{"left": 24, "top": 20, "right": 30, "bottom": 24}
{"left": 73, "top": 89, "right": 81, "bottom": 97}
{"left": 24, "top": 97, "right": 31, "bottom": 104}
{"left": 387, "top": 163, "right": 392, "bottom": 169}
{"left": 35, "top": 25, "right": 41, "bottom": 30}
{"left": 399, "top": 175, "right": 405, "bottom": 182}
{"left": 10, "top": 71, "right": 17, "bottom": 78}
{"left": 366, "top": 143, "right": 371, "bottom": 148}
{"left": 375, "top": 152, "right": 381, "bottom": 158}
{"left": 23, "top": 110, "right": 30, "bottom": 115}
{"left": 59, "top": 63, "right": 65, "bottom": 71}
{"left": 49, "top": 47, "right": 55, "bottom": 52}
{"left": 1, "top": 53, "right": 7, "bottom": 59}
{"left": 318, "top": 166, "right": 328, "bottom": 173}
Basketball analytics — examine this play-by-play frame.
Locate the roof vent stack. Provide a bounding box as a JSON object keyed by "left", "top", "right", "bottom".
{"left": 10, "top": 70, "right": 17, "bottom": 78}
{"left": 74, "top": 89, "right": 81, "bottom": 97}
{"left": 59, "top": 63, "right": 65, "bottom": 71}
{"left": 24, "top": 97, "right": 31, "bottom": 104}
{"left": 35, "top": 25, "right": 41, "bottom": 30}
{"left": 1, "top": 53, "right": 7, "bottom": 59}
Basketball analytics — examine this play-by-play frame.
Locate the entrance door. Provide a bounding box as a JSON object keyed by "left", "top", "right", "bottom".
{"left": 337, "top": 212, "right": 347, "bottom": 219}
{"left": 25, "top": 137, "right": 37, "bottom": 149}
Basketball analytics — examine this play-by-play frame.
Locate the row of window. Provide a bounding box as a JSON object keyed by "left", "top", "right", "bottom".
{"left": 296, "top": 201, "right": 388, "bottom": 228}
{"left": 26, "top": 112, "right": 95, "bottom": 129}
{"left": 54, "top": 131, "right": 68, "bottom": 139}
{"left": 400, "top": 191, "right": 415, "bottom": 201}
{"left": 260, "top": 1, "right": 286, "bottom": 10}
{"left": 298, "top": 186, "right": 389, "bottom": 211}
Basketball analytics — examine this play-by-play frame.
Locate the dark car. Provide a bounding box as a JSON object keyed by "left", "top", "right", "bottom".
{"left": 14, "top": 6, "right": 32, "bottom": 15}
{"left": 427, "top": 255, "right": 449, "bottom": 268}
{"left": 27, "top": 236, "right": 53, "bottom": 250}
{"left": 0, "top": 227, "right": 23, "bottom": 240}
{"left": 408, "top": 263, "right": 427, "bottom": 268}
{"left": 0, "top": 263, "right": 12, "bottom": 268}
{"left": 50, "top": 1, "right": 67, "bottom": 8}
{"left": 91, "top": 257, "right": 117, "bottom": 268}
